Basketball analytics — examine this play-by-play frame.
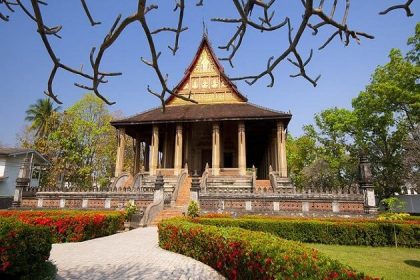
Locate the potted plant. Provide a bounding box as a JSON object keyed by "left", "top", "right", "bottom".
{"left": 124, "top": 201, "right": 138, "bottom": 231}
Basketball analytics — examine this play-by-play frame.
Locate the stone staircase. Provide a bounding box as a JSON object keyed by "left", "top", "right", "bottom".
{"left": 255, "top": 179, "right": 273, "bottom": 193}
{"left": 151, "top": 176, "right": 191, "bottom": 225}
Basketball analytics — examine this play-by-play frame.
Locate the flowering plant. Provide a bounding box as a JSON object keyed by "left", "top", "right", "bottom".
{"left": 124, "top": 202, "right": 138, "bottom": 222}
{"left": 159, "top": 218, "right": 378, "bottom": 280}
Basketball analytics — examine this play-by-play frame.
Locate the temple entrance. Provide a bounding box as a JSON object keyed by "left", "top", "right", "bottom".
{"left": 223, "top": 152, "right": 233, "bottom": 168}
{"left": 201, "top": 149, "right": 212, "bottom": 174}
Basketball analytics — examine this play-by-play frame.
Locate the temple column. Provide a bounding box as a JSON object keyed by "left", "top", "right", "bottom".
{"left": 149, "top": 125, "right": 159, "bottom": 175}
{"left": 277, "top": 121, "right": 288, "bottom": 177}
{"left": 174, "top": 124, "right": 183, "bottom": 175}
{"left": 144, "top": 141, "right": 150, "bottom": 172}
{"left": 238, "top": 122, "right": 246, "bottom": 175}
{"left": 114, "top": 128, "right": 126, "bottom": 177}
{"left": 134, "top": 133, "right": 141, "bottom": 174}
{"left": 212, "top": 123, "right": 220, "bottom": 175}
{"left": 270, "top": 130, "right": 277, "bottom": 171}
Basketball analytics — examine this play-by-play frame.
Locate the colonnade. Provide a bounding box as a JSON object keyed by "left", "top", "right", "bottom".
{"left": 114, "top": 121, "right": 288, "bottom": 177}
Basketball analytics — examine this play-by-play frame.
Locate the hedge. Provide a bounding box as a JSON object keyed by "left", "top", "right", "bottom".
{"left": 159, "top": 218, "right": 378, "bottom": 280}
{"left": 196, "top": 217, "right": 420, "bottom": 248}
{"left": 0, "top": 210, "right": 124, "bottom": 243}
{"left": 0, "top": 218, "right": 53, "bottom": 278}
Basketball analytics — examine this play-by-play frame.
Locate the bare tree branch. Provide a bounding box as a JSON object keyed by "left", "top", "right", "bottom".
{"left": 1, "top": 0, "right": 416, "bottom": 105}
{"left": 80, "top": 0, "right": 101, "bottom": 26}
{"left": 379, "top": 0, "right": 414, "bottom": 17}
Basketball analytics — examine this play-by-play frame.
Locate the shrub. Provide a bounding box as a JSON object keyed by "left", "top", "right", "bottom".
{"left": 0, "top": 218, "right": 53, "bottom": 278}
{"left": 0, "top": 210, "right": 124, "bottom": 243}
{"left": 124, "top": 202, "right": 138, "bottom": 222}
{"left": 159, "top": 218, "right": 377, "bottom": 280}
{"left": 197, "top": 217, "right": 420, "bottom": 248}
{"left": 187, "top": 201, "right": 200, "bottom": 218}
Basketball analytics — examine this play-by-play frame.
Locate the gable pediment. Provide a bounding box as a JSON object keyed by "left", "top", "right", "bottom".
{"left": 166, "top": 36, "right": 247, "bottom": 106}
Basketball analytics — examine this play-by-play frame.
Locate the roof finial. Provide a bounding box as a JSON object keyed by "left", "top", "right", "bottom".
{"left": 202, "top": 19, "right": 208, "bottom": 38}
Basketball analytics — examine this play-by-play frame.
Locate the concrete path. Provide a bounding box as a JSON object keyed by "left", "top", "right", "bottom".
{"left": 49, "top": 227, "right": 225, "bottom": 280}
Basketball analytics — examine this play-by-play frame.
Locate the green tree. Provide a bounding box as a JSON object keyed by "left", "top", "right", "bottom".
{"left": 21, "top": 94, "right": 118, "bottom": 189}
{"left": 287, "top": 128, "right": 317, "bottom": 189}
{"left": 352, "top": 30, "right": 419, "bottom": 197}
{"left": 25, "top": 98, "right": 61, "bottom": 138}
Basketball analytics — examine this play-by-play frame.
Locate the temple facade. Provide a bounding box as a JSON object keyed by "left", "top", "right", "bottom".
{"left": 18, "top": 36, "right": 370, "bottom": 220}
{"left": 111, "top": 36, "right": 292, "bottom": 192}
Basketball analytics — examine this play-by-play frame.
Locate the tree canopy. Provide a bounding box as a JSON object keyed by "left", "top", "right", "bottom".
{"left": 288, "top": 23, "right": 419, "bottom": 197}
{"left": 22, "top": 93, "right": 120, "bottom": 188}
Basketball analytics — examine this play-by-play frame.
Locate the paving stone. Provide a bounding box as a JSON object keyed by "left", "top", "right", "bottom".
{"left": 50, "top": 226, "right": 225, "bottom": 280}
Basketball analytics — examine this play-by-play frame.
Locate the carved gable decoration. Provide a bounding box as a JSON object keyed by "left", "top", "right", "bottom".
{"left": 166, "top": 37, "right": 247, "bottom": 106}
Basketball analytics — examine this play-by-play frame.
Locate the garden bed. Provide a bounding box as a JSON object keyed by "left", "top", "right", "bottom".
{"left": 196, "top": 216, "right": 420, "bottom": 248}
{"left": 0, "top": 209, "right": 124, "bottom": 278}
{"left": 0, "top": 210, "right": 124, "bottom": 242}
{"left": 159, "top": 218, "right": 378, "bottom": 280}
{"left": 0, "top": 218, "right": 54, "bottom": 278}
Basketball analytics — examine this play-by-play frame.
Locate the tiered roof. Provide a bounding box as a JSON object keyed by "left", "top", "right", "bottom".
{"left": 112, "top": 35, "right": 291, "bottom": 127}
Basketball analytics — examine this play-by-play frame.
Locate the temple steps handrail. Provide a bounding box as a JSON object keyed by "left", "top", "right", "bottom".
{"left": 140, "top": 197, "right": 163, "bottom": 227}
{"left": 171, "top": 169, "right": 188, "bottom": 204}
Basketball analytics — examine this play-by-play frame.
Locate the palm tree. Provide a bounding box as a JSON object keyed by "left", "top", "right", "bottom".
{"left": 25, "top": 98, "right": 61, "bottom": 138}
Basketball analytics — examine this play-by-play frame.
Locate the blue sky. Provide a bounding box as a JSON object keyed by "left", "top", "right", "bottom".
{"left": 0, "top": 1, "right": 418, "bottom": 146}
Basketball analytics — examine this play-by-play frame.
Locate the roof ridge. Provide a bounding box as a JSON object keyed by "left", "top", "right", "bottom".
{"left": 246, "top": 102, "right": 292, "bottom": 116}
{"left": 111, "top": 106, "right": 162, "bottom": 123}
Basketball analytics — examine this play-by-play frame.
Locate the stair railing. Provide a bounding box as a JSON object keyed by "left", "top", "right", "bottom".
{"left": 170, "top": 165, "right": 188, "bottom": 206}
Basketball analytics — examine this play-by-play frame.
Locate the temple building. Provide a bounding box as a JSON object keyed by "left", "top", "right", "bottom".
{"left": 18, "top": 36, "right": 370, "bottom": 218}
{"left": 111, "top": 35, "right": 293, "bottom": 192}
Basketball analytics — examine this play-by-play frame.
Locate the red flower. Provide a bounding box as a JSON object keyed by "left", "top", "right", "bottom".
{"left": 329, "top": 271, "right": 339, "bottom": 279}
{"left": 1, "top": 261, "right": 11, "bottom": 272}
{"left": 216, "top": 260, "right": 223, "bottom": 269}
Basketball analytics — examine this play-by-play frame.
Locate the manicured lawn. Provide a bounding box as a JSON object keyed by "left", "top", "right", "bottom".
{"left": 311, "top": 243, "right": 420, "bottom": 280}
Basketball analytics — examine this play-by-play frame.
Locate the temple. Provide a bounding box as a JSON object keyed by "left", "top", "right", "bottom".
{"left": 17, "top": 36, "right": 370, "bottom": 220}
{"left": 111, "top": 35, "right": 293, "bottom": 193}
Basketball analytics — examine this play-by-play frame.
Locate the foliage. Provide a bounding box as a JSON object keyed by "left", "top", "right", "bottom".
{"left": 378, "top": 197, "right": 410, "bottom": 247}
{"left": 21, "top": 93, "right": 122, "bottom": 189}
{"left": 187, "top": 201, "right": 200, "bottom": 218}
{"left": 124, "top": 202, "right": 138, "bottom": 222}
{"left": 196, "top": 217, "right": 420, "bottom": 248}
{"left": 286, "top": 132, "right": 317, "bottom": 188}
{"left": 381, "top": 197, "right": 407, "bottom": 213}
{"left": 288, "top": 109, "right": 358, "bottom": 191}
{"left": 0, "top": 210, "right": 124, "bottom": 243}
{"left": 159, "top": 218, "right": 377, "bottom": 280}
{"left": 0, "top": 217, "right": 53, "bottom": 278}
{"left": 25, "top": 98, "right": 61, "bottom": 138}
{"left": 288, "top": 24, "right": 419, "bottom": 198}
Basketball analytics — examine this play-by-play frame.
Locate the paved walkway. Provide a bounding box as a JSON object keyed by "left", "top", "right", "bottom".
{"left": 49, "top": 227, "right": 225, "bottom": 280}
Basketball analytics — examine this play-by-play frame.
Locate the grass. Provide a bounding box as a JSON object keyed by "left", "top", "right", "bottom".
{"left": 311, "top": 243, "right": 420, "bottom": 280}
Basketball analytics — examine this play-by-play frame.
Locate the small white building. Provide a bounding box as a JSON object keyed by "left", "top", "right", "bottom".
{"left": 0, "top": 148, "right": 49, "bottom": 208}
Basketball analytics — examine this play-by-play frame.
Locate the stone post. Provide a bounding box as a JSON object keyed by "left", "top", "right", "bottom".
{"left": 359, "top": 155, "right": 377, "bottom": 213}
{"left": 115, "top": 128, "right": 126, "bottom": 177}
{"left": 277, "top": 121, "right": 288, "bottom": 177}
{"left": 238, "top": 122, "right": 246, "bottom": 176}
{"left": 190, "top": 170, "right": 201, "bottom": 202}
{"left": 174, "top": 124, "right": 183, "bottom": 175}
{"left": 13, "top": 157, "right": 31, "bottom": 207}
{"left": 150, "top": 125, "right": 159, "bottom": 175}
{"left": 212, "top": 123, "right": 220, "bottom": 175}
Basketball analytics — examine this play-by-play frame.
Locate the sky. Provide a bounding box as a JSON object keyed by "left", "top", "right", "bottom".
{"left": 0, "top": 1, "right": 418, "bottom": 147}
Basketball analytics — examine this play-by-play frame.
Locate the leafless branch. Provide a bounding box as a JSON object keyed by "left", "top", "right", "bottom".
{"left": 138, "top": 0, "right": 196, "bottom": 110}
{"left": 80, "top": 0, "right": 101, "bottom": 26}
{"left": 379, "top": 0, "right": 414, "bottom": 17}
{"left": 1, "top": 0, "right": 416, "bottom": 105}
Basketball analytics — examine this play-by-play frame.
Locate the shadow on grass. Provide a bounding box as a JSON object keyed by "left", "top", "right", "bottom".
{"left": 404, "top": 260, "right": 420, "bottom": 268}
